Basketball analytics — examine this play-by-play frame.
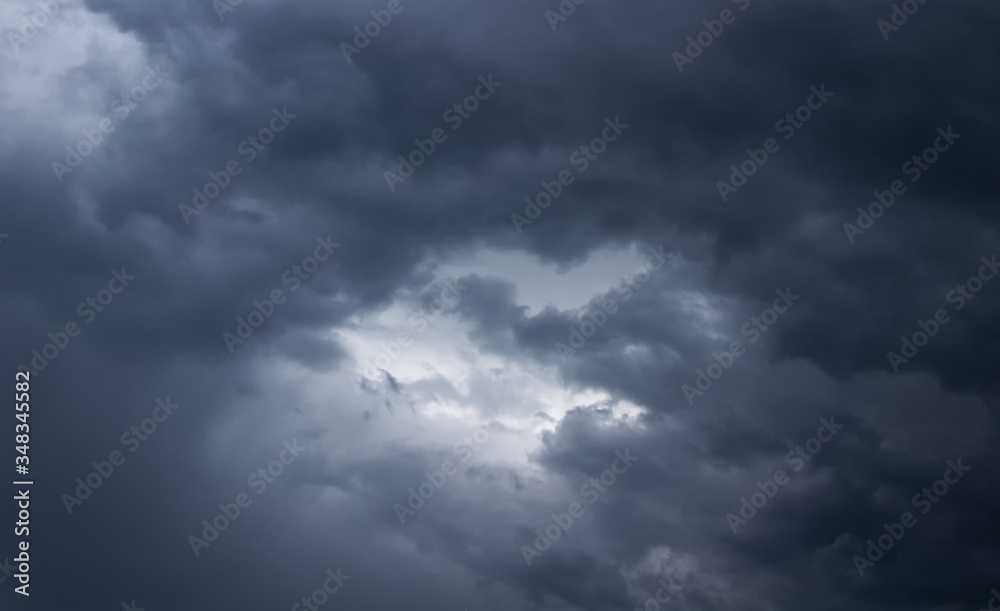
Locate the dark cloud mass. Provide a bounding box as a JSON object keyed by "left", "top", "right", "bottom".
{"left": 1, "top": 0, "right": 999, "bottom": 609}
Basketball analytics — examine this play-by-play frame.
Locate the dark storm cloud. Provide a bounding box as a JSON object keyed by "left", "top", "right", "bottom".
{"left": 1, "top": 0, "right": 998, "bottom": 609}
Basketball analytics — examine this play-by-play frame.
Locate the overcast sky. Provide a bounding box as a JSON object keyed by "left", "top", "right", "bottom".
{"left": 2, "top": 0, "right": 999, "bottom": 610}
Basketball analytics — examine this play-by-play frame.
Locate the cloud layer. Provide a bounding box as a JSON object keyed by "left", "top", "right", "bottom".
{"left": 1, "top": 0, "right": 998, "bottom": 609}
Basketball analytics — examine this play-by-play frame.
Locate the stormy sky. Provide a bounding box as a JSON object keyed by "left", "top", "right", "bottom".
{"left": 1, "top": 0, "right": 999, "bottom": 609}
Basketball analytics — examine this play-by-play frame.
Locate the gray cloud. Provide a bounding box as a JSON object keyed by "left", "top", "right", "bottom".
{"left": 1, "top": 0, "right": 998, "bottom": 609}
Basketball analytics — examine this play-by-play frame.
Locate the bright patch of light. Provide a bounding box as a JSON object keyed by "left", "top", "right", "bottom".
{"left": 0, "top": 0, "right": 155, "bottom": 126}
{"left": 233, "top": 249, "right": 665, "bottom": 477}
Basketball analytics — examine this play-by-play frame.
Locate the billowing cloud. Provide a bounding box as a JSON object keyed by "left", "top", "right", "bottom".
{"left": 1, "top": 0, "right": 998, "bottom": 609}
